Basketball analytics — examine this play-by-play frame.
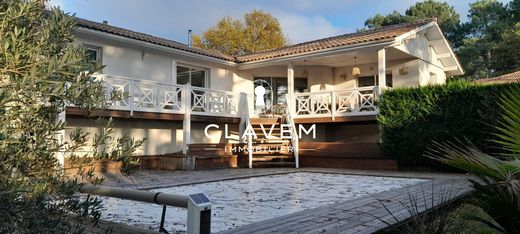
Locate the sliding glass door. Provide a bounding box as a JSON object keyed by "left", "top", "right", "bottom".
{"left": 254, "top": 77, "right": 307, "bottom": 116}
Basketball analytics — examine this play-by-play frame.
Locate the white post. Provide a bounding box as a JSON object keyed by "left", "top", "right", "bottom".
{"left": 55, "top": 109, "right": 66, "bottom": 168}
{"left": 171, "top": 60, "right": 177, "bottom": 85}
{"left": 378, "top": 49, "right": 386, "bottom": 93}
{"left": 331, "top": 91, "right": 336, "bottom": 121}
{"left": 238, "top": 92, "right": 248, "bottom": 144}
{"left": 287, "top": 62, "right": 295, "bottom": 110}
{"left": 248, "top": 134, "right": 253, "bottom": 169}
{"left": 183, "top": 86, "right": 191, "bottom": 155}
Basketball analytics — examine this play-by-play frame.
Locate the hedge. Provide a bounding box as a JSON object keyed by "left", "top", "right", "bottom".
{"left": 378, "top": 81, "right": 518, "bottom": 169}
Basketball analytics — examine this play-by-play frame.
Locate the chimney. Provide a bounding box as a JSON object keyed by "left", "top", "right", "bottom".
{"left": 188, "top": 30, "right": 192, "bottom": 47}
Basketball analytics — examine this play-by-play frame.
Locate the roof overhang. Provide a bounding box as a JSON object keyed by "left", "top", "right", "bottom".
{"left": 394, "top": 22, "right": 463, "bottom": 76}
{"left": 76, "top": 27, "right": 238, "bottom": 68}
{"left": 236, "top": 39, "right": 395, "bottom": 70}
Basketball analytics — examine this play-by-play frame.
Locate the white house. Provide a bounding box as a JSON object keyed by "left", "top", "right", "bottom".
{"left": 65, "top": 18, "right": 463, "bottom": 170}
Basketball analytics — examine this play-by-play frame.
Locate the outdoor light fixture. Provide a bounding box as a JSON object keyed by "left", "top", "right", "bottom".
{"left": 352, "top": 56, "right": 360, "bottom": 77}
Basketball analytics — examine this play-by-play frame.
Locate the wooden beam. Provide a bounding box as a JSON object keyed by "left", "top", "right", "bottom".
{"left": 444, "top": 66, "right": 459, "bottom": 71}
{"left": 428, "top": 39, "right": 444, "bottom": 45}
{"left": 66, "top": 107, "right": 240, "bottom": 123}
{"left": 436, "top": 52, "right": 451, "bottom": 59}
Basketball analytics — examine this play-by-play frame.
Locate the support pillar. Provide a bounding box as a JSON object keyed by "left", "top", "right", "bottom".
{"left": 287, "top": 62, "right": 295, "bottom": 109}
{"left": 377, "top": 49, "right": 387, "bottom": 92}
{"left": 183, "top": 86, "right": 191, "bottom": 155}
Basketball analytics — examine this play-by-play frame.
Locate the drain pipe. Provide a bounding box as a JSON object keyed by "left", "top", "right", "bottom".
{"left": 80, "top": 184, "right": 211, "bottom": 234}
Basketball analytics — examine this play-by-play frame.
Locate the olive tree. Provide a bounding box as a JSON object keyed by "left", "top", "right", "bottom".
{"left": 0, "top": 0, "right": 142, "bottom": 232}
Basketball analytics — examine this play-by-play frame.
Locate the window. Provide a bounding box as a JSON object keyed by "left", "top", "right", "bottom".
{"left": 176, "top": 65, "right": 208, "bottom": 87}
{"left": 84, "top": 45, "right": 102, "bottom": 72}
{"left": 358, "top": 73, "right": 393, "bottom": 87}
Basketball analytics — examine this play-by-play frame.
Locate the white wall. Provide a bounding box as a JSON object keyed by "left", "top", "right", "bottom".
{"left": 76, "top": 36, "right": 237, "bottom": 90}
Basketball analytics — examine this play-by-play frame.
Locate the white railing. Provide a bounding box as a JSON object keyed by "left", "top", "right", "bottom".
{"left": 190, "top": 87, "right": 242, "bottom": 117}
{"left": 95, "top": 75, "right": 244, "bottom": 118}
{"left": 100, "top": 75, "right": 185, "bottom": 114}
{"left": 293, "top": 86, "right": 378, "bottom": 118}
{"left": 284, "top": 97, "right": 299, "bottom": 168}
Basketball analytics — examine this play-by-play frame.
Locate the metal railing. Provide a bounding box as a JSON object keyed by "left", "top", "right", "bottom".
{"left": 293, "top": 86, "right": 378, "bottom": 119}
{"left": 80, "top": 184, "right": 211, "bottom": 234}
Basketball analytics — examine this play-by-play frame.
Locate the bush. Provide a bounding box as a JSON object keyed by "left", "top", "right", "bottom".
{"left": 378, "top": 81, "right": 518, "bottom": 169}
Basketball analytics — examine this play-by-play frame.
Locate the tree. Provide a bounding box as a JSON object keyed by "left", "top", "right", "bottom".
{"left": 364, "top": 0, "right": 460, "bottom": 43}
{"left": 193, "top": 10, "right": 288, "bottom": 55}
{"left": 457, "top": 0, "right": 520, "bottom": 79}
{"left": 0, "top": 0, "right": 142, "bottom": 232}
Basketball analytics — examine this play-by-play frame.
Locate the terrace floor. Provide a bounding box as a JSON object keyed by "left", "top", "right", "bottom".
{"left": 95, "top": 168, "right": 473, "bottom": 234}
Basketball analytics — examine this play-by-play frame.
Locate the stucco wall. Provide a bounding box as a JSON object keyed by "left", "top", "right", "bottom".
{"left": 65, "top": 118, "right": 240, "bottom": 156}
{"left": 76, "top": 36, "right": 238, "bottom": 91}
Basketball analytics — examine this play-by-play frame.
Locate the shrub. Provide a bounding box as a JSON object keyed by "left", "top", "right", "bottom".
{"left": 378, "top": 81, "right": 518, "bottom": 169}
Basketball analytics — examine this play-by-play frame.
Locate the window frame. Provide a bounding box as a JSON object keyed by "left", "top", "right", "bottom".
{"left": 83, "top": 44, "right": 102, "bottom": 72}
{"left": 176, "top": 63, "right": 210, "bottom": 88}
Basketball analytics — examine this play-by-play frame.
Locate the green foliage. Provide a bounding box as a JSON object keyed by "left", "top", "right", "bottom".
{"left": 426, "top": 86, "right": 520, "bottom": 233}
{"left": 378, "top": 81, "right": 518, "bottom": 168}
{"left": 0, "top": 0, "right": 142, "bottom": 232}
{"left": 192, "top": 9, "right": 288, "bottom": 55}
{"left": 364, "top": 0, "right": 460, "bottom": 42}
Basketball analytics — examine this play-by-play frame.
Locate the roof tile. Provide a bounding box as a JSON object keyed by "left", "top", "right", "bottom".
{"left": 473, "top": 71, "right": 520, "bottom": 84}
{"left": 76, "top": 18, "right": 436, "bottom": 64}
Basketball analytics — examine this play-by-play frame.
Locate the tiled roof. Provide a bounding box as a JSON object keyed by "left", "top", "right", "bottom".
{"left": 76, "top": 18, "right": 436, "bottom": 64}
{"left": 235, "top": 19, "right": 436, "bottom": 63}
{"left": 76, "top": 18, "right": 235, "bottom": 61}
{"left": 473, "top": 71, "right": 520, "bottom": 84}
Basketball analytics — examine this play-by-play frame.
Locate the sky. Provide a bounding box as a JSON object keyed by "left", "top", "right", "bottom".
{"left": 48, "top": 0, "right": 511, "bottom": 45}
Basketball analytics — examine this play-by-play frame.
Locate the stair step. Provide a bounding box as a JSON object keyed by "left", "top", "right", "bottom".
{"left": 252, "top": 155, "right": 294, "bottom": 161}
{"left": 253, "top": 161, "right": 296, "bottom": 166}
{"left": 251, "top": 151, "right": 293, "bottom": 156}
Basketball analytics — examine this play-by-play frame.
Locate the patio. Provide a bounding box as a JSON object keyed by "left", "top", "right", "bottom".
{"left": 95, "top": 168, "right": 472, "bottom": 234}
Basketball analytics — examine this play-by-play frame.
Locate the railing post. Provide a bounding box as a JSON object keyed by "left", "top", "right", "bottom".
{"left": 248, "top": 133, "right": 253, "bottom": 169}
{"left": 183, "top": 85, "right": 191, "bottom": 155}
{"left": 239, "top": 92, "right": 248, "bottom": 144}
{"left": 155, "top": 85, "right": 160, "bottom": 113}
{"left": 129, "top": 79, "right": 134, "bottom": 116}
{"left": 331, "top": 91, "right": 336, "bottom": 121}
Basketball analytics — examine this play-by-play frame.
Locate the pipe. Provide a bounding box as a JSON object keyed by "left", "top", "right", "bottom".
{"left": 80, "top": 184, "right": 189, "bottom": 208}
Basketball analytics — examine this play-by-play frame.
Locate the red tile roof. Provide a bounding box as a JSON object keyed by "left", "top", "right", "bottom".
{"left": 76, "top": 18, "right": 235, "bottom": 61}
{"left": 473, "top": 71, "right": 520, "bottom": 84}
{"left": 235, "top": 19, "right": 436, "bottom": 63}
{"left": 76, "top": 18, "right": 436, "bottom": 64}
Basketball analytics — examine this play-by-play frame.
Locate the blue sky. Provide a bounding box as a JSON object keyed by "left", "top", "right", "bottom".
{"left": 49, "top": 0, "right": 511, "bottom": 44}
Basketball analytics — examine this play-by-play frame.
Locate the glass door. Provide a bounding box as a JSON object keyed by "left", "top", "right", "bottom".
{"left": 254, "top": 77, "right": 307, "bottom": 116}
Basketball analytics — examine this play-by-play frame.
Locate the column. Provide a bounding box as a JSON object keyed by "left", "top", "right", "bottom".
{"left": 377, "top": 49, "right": 386, "bottom": 91}
{"left": 287, "top": 62, "right": 295, "bottom": 109}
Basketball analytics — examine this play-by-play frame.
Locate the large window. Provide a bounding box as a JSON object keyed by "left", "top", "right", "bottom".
{"left": 357, "top": 73, "right": 393, "bottom": 87}
{"left": 177, "top": 65, "right": 208, "bottom": 87}
{"left": 84, "top": 45, "right": 102, "bottom": 72}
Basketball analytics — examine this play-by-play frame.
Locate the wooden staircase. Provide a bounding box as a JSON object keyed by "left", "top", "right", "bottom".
{"left": 244, "top": 117, "right": 296, "bottom": 167}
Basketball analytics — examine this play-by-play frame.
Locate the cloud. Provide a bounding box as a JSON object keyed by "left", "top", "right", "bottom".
{"left": 276, "top": 14, "right": 346, "bottom": 44}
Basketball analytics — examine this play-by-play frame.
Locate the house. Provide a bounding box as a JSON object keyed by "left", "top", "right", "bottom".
{"left": 64, "top": 18, "right": 463, "bottom": 171}
{"left": 473, "top": 70, "right": 520, "bottom": 84}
